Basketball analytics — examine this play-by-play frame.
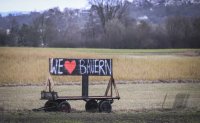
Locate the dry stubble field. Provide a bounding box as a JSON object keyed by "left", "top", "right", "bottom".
{"left": 0, "top": 47, "right": 200, "bottom": 123}
{"left": 0, "top": 47, "right": 200, "bottom": 85}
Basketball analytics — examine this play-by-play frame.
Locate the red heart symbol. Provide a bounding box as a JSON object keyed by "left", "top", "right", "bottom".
{"left": 64, "top": 60, "right": 76, "bottom": 74}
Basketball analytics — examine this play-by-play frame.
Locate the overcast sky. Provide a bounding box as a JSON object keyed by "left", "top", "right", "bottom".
{"left": 0, "top": 0, "right": 89, "bottom": 12}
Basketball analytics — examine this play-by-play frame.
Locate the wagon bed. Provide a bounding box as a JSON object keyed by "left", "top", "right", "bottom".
{"left": 57, "top": 96, "right": 120, "bottom": 100}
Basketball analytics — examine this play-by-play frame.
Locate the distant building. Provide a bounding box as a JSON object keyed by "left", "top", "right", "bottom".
{"left": 138, "top": 15, "right": 149, "bottom": 20}
{"left": 6, "top": 29, "right": 10, "bottom": 35}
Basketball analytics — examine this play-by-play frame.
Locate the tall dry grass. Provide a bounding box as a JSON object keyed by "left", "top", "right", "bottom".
{"left": 0, "top": 47, "right": 200, "bottom": 85}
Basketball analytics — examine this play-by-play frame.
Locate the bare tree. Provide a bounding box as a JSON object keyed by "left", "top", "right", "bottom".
{"left": 105, "top": 18, "right": 125, "bottom": 48}
{"left": 166, "top": 16, "right": 192, "bottom": 48}
{"left": 88, "top": 0, "right": 130, "bottom": 29}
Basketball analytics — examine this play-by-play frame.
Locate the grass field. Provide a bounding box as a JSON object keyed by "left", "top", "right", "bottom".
{"left": 0, "top": 83, "right": 200, "bottom": 122}
{"left": 0, "top": 47, "right": 200, "bottom": 85}
{"left": 0, "top": 47, "right": 200, "bottom": 122}
{"left": 1, "top": 111, "right": 200, "bottom": 123}
{"left": 1, "top": 83, "right": 200, "bottom": 111}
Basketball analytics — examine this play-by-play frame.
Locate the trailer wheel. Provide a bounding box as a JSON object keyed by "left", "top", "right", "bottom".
{"left": 44, "top": 100, "right": 58, "bottom": 112}
{"left": 99, "top": 100, "right": 112, "bottom": 113}
{"left": 85, "top": 100, "right": 98, "bottom": 112}
{"left": 58, "top": 101, "right": 71, "bottom": 113}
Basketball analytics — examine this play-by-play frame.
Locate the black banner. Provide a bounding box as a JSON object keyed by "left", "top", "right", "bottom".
{"left": 49, "top": 58, "right": 112, "bottom": 76}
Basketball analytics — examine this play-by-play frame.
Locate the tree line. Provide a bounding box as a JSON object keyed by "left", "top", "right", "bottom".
{"left": 0, "top": 0, "right": 200, "bottom": 48}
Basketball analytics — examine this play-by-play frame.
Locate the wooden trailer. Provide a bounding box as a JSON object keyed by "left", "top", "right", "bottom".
{"left": 41, "top": 58, "right": 120, "bottom": 113}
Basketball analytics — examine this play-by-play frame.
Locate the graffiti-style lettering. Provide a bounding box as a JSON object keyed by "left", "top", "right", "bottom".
{"left": 50, "top": 58, "right": 112, "bottom": 76}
